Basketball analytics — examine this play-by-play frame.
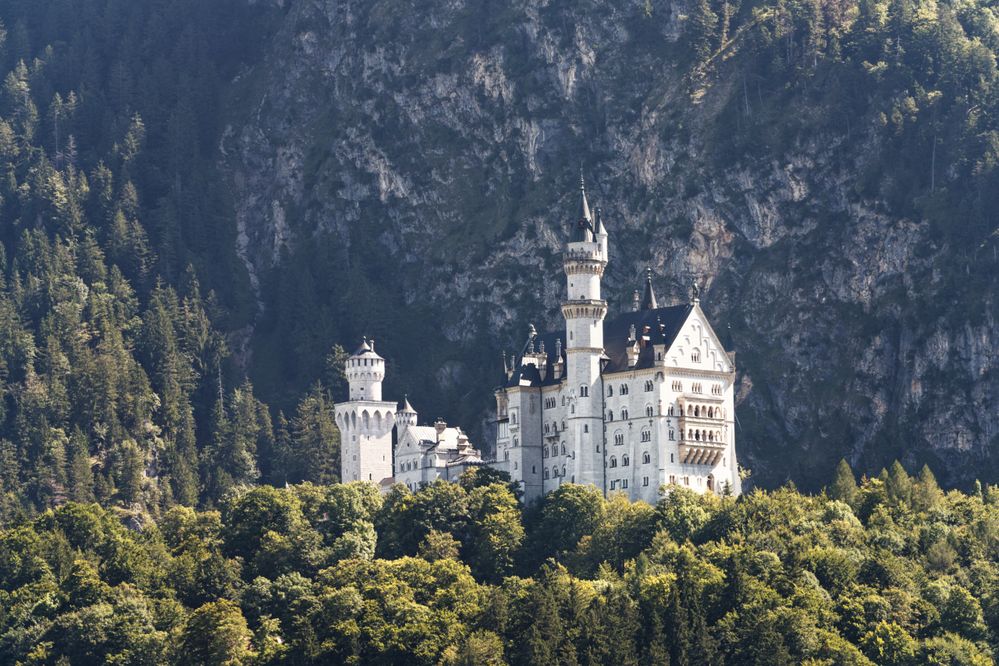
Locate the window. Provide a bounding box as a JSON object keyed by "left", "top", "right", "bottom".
{"left": 643, "top": 476, "right": 649, "bottom": 487}
{"left": 672, "top": 380, "right": 682, "bottom": 391}
{"left": 670, "top": 453, "right": 675, "bottom": 463}
{"left": 504, "top": 451, "right": 510, "bottom": 461}
{"left": 544, "top": 469, "right": 550, "bottom": 480}
{"left": 532, "top": 465, "right": 536, "bottom": 474}
{"left": 514, "top": 462, "right": 519, "bottom": 470}
{"left": 543, "top": 448, "right": 548, "bottom": 459}
{"left": 645, "top": 380, "right": 654, "bottom": 392}
{"left": 622, "top": 479, "right": 629, "bottom": 488}
{"left": 646, "top": 405, "right": 654, "bottom": 417}
{"left": 692, "top": 382, "right": 703, "bottom": 394}
{"left": 580, "top": 385, "right": 588, "bottom": 397}
{"left": 668, "top": 404, "right": 675, "bottom": 416}
{"left": 560, "top": 443, "right": 566, "bottom": 455}
{"left": 621, "top": 408, "right": 629, "bottom": 420}
{"left": 622, "top": 455, "right": 630, "bottom": 466}
{"left": 643, "top": 452, "right": 651, "bottom": 464}
{"left": 692, "top": 349, "right": 701, "bottom": 362}
{"left": 511, "top": 412, "right": 517, "bottom": 424}
{"left": 607, "top": 385, "right": 614, "bottom": 397}
{"left": 641, "top": 430, "right": 651, "bottom": 442}
{"left": 561, "top": 421, "right": 566, "bottom": 430}
{"left": 610, "top": 480, "right": 618, "bottom": 490}
{"left": 621, "top": 384, "right": 629, "bottom": 395}
{"left": 544, "top": 424, "right": 550, "bottom": 434}
{"left": 669, "top": 475, "right": 676, "bottom": 484}
{"left": 562, "top": 465, "right": 566, "bottom": 477}
{"left": 607, "top": 410, "right": 614, "bottom": 421}
{"left": 669, "top": 430, "right": 675, "bottom": 441}
{"left": 609, "top": 457, "right": 618, "bottom": 468}
{"left": 684, "top": 476, "right": 690, "bottom": 486}
{"left": 614, "top": 433, "right": 624, "bottom": 446}
{"left": 584, "top": 424, "right": 589, "bottom": 433}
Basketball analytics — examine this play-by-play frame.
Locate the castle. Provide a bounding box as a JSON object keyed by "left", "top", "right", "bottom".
{"left": 334, "top": 177, "right": 741, "bottom": 503}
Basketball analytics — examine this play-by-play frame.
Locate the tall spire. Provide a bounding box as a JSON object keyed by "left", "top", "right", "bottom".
{"left": 641, "top": 267, "right": 658, "bottom": 310}
{"left": 572, "top": 171, "right": 594, "bottom": 242}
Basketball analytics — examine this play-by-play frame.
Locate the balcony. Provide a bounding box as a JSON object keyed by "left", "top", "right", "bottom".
{"left": 678, "top": 437, "right": 726, "bottom": 466}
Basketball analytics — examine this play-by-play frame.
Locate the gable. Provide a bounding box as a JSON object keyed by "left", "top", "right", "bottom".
{"left": 665, "top": 305, "right": 734, "bottom": 374}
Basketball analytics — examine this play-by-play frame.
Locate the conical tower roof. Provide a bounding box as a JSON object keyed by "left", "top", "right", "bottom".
{"left": 641, "top": 268, "right": 658, "bottom": 310}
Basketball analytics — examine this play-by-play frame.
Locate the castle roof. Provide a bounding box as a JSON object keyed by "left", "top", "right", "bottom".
{"left": 399, "top": 395, "right": 416, "bottom": 413}
{"left": 641, "top": 268, "right": 658, "bottom": 310}
{"left": 350, "top": 337, "right": 383, "bottom": 359}
{"left": 502, "top": 303, "right": 694, "bottom": 388}
{"left": 572, "top": 174, "right": 595, "bottom": 243}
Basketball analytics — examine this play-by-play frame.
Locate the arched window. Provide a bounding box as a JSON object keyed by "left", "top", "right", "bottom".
{"left": 609, "top": 457, "right": 618, "bottom": 468}
{"left": 614, "top": 433, "right": 624, "bottom": 446}
{"left": 668, "top": 404, "right": 675, "bottom": 416}
{"left": 621, "top": 384, "right": 629, "bottom": 395}
{"left": 504, "top": 450, "right": 510, "bottom": 461}
{"left": 621, "top": 408, "right": 629, "bottom": 420}
{"left": 544, "top": 468, "right": 550, "bottom": 480}
{"left": 646, "top": 405, "right": 654, "bottom": 417}
{"left": 643, "top": 451, "right": 651, "bottom": 464}
{"left": 560, "top": 443, "right": 566, "bottom": 455}
{"left": 669, "top": 429, "right": 675, "bottom": 441}
{"left": 544, "top": 424, "right": 550, "bottom": 434}
{"left": 607, "top": 385, "right": 614, "bottom": 397}
{"left": 645, "top": 380, "right": 654, "bottom": 392}
{"left": 511, "top": 412, "right": 517, "bottom": 424}
{"left": 622, "top": 455, "right": 630, "bottom": 466}
{"left": 607, "top": 410, "right": 614, "bottom": 421}
{"left": 694, "top": 405, "right": 700, "bottom": 417}
{"left": 692, "top": 349, "right": 701, "bottom": 362}
{"left": 513, "top": 437, "right": 519, "bottom": 447}
{"left": 580, "top": 385, "right": 588, "bottom": 397}
{"left": 641, "top": 429, "right": 651, "bottom": 442}
{"left": 561, "top": 465, "right": 566, "bottom": 477}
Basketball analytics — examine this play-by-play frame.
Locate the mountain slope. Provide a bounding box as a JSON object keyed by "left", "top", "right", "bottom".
{"left": 225, "top": 0, "right": 999, "bottom": 488}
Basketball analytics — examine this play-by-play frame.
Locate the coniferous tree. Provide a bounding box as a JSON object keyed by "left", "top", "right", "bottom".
{"left": 829, "top": 459, "right": 859, "bottom": 507}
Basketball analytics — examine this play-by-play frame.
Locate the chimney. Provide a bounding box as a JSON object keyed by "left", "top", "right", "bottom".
{"left": 434, "top": 418, "right": 447, "bottom": 437}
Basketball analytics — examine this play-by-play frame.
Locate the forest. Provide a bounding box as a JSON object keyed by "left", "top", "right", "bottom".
{"left": 0, "top": 0, "right": 996, "bottom": 663}
{"left": 0, "top": 463, "right": 997, "bottom": 664}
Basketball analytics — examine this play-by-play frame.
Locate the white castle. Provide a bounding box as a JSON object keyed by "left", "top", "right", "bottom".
{"left": 334, "top": 177, "right": 741, "bottom": 503}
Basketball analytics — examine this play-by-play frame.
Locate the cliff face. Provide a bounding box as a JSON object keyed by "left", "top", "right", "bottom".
{"left": 222, "top": 0, "right": 999, "bottom": 488}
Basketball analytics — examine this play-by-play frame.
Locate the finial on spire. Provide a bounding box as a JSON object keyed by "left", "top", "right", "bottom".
{"left": 692, "top": 278, "right": 701, "bottom": 303}
{"left": 641, "top": 268, "right": 658, "bottom": 310}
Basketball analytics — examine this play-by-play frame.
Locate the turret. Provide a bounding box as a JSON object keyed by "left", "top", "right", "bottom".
{"left": 397, "top": 395, "right": 418, "bottom": 429}
{"left": 346, "top": 337, "right": 385, "bottom": 401}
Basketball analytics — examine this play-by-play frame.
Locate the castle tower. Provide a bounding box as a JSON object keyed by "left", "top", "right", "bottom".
{"left": 396, "top": 395, "right": 418, "bottom": 431}
{"left": 333, "top": 338, "right": 396, "bottom": 485}
{"left": 562, "top": 175, "right": 608, "bottom": 488}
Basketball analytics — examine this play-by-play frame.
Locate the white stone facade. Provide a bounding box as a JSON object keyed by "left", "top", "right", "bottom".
{"left": 333, "top": 340, "right": 396, "bottom": 486}
{"left": 493, "top": 181, "right": 741, "bottom": 504}
{"left": 334, "top": 180, "right": 740, "bottom": 504}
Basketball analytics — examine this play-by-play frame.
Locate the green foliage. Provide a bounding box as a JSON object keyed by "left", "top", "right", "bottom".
{"left": 0, "top": 477, "right": 996, "bottom": 664}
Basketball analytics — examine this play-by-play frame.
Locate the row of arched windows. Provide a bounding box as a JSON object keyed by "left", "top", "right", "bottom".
{"left": 685, "top": 428, "right": 722, "bottom": 443}
{"left": 335, "top": 409, "right": 394, "bottom": 432}
{"left": 544, "top": 465, "right": 567, "bottom": 480}
{"left": 543, "top": 443, "right": 567, "bottom": 458}
{"left": 680, "top": 404, "right": 724, "bottom": 419}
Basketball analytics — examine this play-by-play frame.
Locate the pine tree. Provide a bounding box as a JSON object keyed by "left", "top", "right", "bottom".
{"left": 886, "top": 460, "right": 912, "bottom": 507}
{"left": 66, "top": 427, "right": 94, "bottom": 503}
{"left": 829, "top": 459, "right": 858, "bottom": 507}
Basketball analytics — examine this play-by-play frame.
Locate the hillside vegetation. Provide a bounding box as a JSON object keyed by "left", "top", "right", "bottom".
{"left": 0, "top": 464, "right": 997, "bottom": 664}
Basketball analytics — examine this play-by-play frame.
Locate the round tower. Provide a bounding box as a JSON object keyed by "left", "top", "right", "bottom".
{"left": 562, "top": 174, "right": 608, "bottom": 489}
{"left": 346, "top": 338, "right": 385, "bottom": 401}
{"left": 397, "top": 395, "right": 418, "bottom": 428}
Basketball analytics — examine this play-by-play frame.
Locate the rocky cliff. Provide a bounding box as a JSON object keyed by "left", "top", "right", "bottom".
{"left": 222, "top": 0, "right": 999, "bottom": 489}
